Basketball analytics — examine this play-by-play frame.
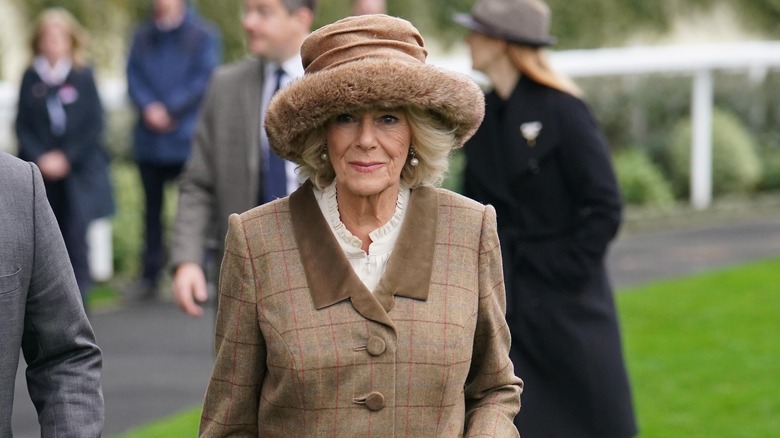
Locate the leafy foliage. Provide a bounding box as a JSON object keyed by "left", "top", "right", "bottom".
{"left": 613, "top": 148, "right": 675, "bottom": 207}
{"left": 14, "top": 0, "right": 780, "bottom": 68}
{"left": 111, "top": 160, "right": 178, "bottom": 280}
{"left": 666, "top": 107, "right": 762, "bottom": 197}
{"left": 735, "top": 0, "right": 780, "bottom": 36}
{"left": 757, "top": 147, "right": 780, "bottom": 191}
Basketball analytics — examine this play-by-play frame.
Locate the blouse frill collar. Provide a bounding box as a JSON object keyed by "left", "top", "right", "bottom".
{"left": 316, "top": 180, "right": 410, "bottom": 253}
{"left": 291, "top": 180, "right": 437, "bottom": 330}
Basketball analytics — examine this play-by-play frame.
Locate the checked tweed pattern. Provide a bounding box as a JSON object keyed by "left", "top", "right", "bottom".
{"left": 200, "top": 182, "right": 522, "bottom": 437}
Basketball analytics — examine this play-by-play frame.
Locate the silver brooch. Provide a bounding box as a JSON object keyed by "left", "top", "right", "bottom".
{"left": 520, "top": 121, "right": 543, "bottom": 146}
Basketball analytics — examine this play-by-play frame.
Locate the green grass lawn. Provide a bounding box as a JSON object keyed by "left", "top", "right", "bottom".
{"left": 618, "top": 257, "right": 780, "bottom": 437}
{"left": 115, "top": 407, "right": 201, "bottom": 437}
{"left": 114, "top": 258, "right": 780, "bottom": 437}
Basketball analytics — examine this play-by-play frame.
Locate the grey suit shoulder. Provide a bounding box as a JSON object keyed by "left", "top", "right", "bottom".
{"left": 211, "top": 56, "right": 264, "bottom": 85}
{"left": 0, "top": 151, "right": 104, "bottom": 437}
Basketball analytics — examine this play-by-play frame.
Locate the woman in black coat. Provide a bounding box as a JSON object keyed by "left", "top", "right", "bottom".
{"left": 16, "top": 8, "right": 114, "bottom": 302}
{"left": 455, "top": 0, "right": 638, "bottom": 436}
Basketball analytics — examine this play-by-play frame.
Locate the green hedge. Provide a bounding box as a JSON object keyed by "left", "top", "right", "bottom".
{"left": 666, "top": 107, "right": 762, "bottom": 197}
{"left": 614, "top": 148, "right": 675, "bottom": 207}
{"left": 110, "top": 160, "right": 177, "bottom": 280}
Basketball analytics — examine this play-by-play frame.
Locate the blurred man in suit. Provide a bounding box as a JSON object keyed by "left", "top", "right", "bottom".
{"left": 170, "top": 0, "right": 316, "bottom": 317}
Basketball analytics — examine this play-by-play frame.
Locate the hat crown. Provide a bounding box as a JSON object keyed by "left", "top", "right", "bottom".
{"left": 266, "top": 14, "right": 485, "bottom": 164}
{"left": 472, "top": 0, "right": 551, "bottom": 45}
{"left": 302, "top": 15, "right": 428, "bottom": 74}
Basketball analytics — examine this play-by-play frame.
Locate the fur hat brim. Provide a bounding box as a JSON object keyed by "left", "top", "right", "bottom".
{"left": 265, "top": 57, "right": 485, "bottom": 162}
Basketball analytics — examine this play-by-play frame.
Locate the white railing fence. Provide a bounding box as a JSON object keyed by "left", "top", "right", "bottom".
{"left": 433, "top": 40, "right": 780, "bottom": 210}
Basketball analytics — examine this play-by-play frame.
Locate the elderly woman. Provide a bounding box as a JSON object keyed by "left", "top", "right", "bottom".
{"left": 199, "top": 14, "right": 522, "bottom": 437}
{"left": 15, "top": 8, "right": 114, "bottom": 304}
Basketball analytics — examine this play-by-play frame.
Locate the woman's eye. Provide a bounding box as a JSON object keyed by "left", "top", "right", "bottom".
{"left": 380, "top": 115, "right": 399, "bottom": 125}
{"left": 334, "top": 113, "right": 355, "bottom": 124}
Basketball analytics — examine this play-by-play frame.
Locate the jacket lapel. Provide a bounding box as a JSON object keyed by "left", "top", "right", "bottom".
{"left": 505, "top": 76, "right": 559, "bottom": 178}
{"left": 372, "top": 185, "right": 436, "bottom": 309}
{"left": 289, "top": 181, "right": 437, "bottom": 330}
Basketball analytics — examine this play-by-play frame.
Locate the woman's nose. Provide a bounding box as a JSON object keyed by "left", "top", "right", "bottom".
{"left": 356, "top": 116, "right": 379, "bottom": 149}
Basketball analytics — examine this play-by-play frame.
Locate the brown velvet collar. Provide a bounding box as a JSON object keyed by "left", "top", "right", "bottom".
{"left": 290, "top": 180, "right": 437, "bottom": 329}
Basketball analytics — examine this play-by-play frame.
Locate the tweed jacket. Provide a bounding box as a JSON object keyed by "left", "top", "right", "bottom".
{"left": 171, "top": 57, "right": 268, "bottom": 271}
{"left": 0, "top": 152, "right": 103, "bottom": 437}
{"left": 200, "top": 181, "right": 522, "bottom": 437}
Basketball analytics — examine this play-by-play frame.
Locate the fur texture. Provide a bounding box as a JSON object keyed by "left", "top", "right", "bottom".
{"left": 265, "top": 17, "right": 485, "bottom": 163}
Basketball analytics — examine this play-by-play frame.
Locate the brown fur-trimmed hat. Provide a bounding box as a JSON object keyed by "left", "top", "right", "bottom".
{"left": 265, "top": 14, "right": 485, "bottom": 162}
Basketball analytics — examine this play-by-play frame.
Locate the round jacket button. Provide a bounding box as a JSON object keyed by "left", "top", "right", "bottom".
{"left": 365, "top": 392, "right": 385, "bottom": 411}
{"left": 366, "top": 336, "right": 386, "bottom": 356}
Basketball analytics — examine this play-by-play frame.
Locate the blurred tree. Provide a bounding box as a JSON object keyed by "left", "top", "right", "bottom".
{"left": 736, "top": 0, "right": 780, "bottom": 35}
{"left": 426, "top": 0, "right": 719, "bottom": 50}
{"left": 12, "top": 0, "right": 780, "bottom": 70}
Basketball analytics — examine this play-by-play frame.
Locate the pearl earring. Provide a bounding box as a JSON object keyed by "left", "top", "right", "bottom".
{"left": 409, "top": 146, "right": 419, "bottom": 167}
{"left": 320, "top": 148, "right": 328, "bottom": 160}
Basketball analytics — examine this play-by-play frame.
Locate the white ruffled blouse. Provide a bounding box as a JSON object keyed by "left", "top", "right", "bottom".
{"left": 313, "top": 181, "right": 410, "bottom": 292}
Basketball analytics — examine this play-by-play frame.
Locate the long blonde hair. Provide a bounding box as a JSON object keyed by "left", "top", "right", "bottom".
{"left": 506, "top": 44, "right": 581, "bottom": 97}
{"left": 31, "top": 8, "right": 90, "bottom": 68}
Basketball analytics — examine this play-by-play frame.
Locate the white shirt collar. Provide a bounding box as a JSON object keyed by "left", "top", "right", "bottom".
{"left": 264, "top": 53, "right": 304, "bottom": 81}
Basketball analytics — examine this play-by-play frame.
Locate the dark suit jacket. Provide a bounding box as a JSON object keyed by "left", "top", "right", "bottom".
{"left": 200, "top": 182, "right": 522, "bottom": 436}
{"left": 15, "top": 65, "right": 114, "bottom": 223}
{"left": 464, "top": 76, "right": 637, "bottom": 437}
{"left": 0, "top": 152, "right": 103, "bottom": 437}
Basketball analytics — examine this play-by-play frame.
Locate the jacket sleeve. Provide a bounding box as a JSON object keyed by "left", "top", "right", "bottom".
{"left": 21, "top": 162, "right": 104, "bottom": 437}
{"left": 126, "top": 28, "right": 158, "bottom": 111}
{"left": 516, "top": 96, "right": 622, "bottom": 290}
{"left": 464, "top": 205, "right": 522, "bottom": 437}
{"left": 200, "top": 214, "right": 265, "bottom": 436}
{"left": 557, "top": 97, "right": 622, "bottom": 286}
{"left": 170, "top": 75, "right": 219, "bottom": 268}
{"left": 15, "top": 71, "right": 47, "bottom": 162}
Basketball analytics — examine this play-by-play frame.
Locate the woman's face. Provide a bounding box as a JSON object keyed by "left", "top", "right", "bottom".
{"left": 465, "top": 31, "right": 504, "bottom": 74}
{"left": 325, "top": 109, "right": 412, "bottom": 200}
{"left": 38, "top": 20, "right": 72, "bottom": 63}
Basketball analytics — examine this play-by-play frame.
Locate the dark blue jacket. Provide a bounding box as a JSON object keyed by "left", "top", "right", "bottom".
{"left": 16, "top": 65, "right": 114, "bottom": 223}
{"left": 127, "top": 7, "right": 220, "bottom": 165}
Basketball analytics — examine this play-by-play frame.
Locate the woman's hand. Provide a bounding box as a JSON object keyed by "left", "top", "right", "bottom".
{"left": 37, "top": 150, "right": 70, "bottom": 181}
